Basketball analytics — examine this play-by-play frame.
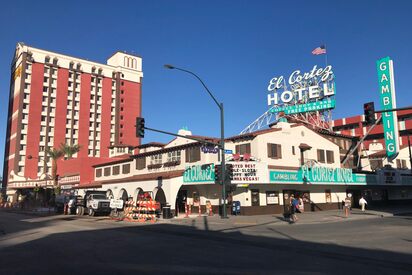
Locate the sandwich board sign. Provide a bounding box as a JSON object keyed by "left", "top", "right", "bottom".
{"left": 376, "top": 57, "right": 399, "bottom": 162}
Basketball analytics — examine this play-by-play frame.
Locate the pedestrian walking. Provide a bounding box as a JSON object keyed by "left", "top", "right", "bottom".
{"left": 298, "top": 196, "right": 304, "bottom": 213}
{"left": 289, "top": 194, "right": 299, "bottom": 223}
{"left": 359, "top": 196, "right": 367, "bottom": 212}
{"left": 344, "top": 194, "right": 352, "bottom": 217}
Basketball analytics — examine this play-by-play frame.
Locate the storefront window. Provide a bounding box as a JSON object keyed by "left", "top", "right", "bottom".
{"left": 266, "top": 191, "right": 279, "bottom": 205}
{"left": 325, "top": 189, "right": 332, "bottom": 203}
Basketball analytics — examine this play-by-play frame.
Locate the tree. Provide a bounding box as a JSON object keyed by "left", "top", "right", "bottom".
{"left": 45, "top": 147, "right": 64, "bottom": 187}
{"left": 59, "top": 143, "right": 81, "bottom": 160}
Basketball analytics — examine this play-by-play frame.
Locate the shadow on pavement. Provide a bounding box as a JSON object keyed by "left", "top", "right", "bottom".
{"left": 0, "top": 212, "right": 412, "bottom": 274}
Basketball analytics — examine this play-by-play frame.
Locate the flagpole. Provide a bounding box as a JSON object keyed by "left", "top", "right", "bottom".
{"left": 324, "top": 44, "right": 328, "bottom": 67}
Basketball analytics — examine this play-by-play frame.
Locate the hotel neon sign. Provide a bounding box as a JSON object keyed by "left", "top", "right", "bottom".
{"left": 267, "top": 65, "right": 336, "bottom": 114}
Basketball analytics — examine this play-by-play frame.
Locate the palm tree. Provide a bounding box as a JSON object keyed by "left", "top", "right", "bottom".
{"left": 45, "top": 147, "right": 64, "bottom": 187}
{"left": 60, "top": 143, "right": 81, "bottom": 160}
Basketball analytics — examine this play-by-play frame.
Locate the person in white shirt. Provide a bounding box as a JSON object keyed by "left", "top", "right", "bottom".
{"left": 359, "top": 196, "right": 367, "bottom": 212}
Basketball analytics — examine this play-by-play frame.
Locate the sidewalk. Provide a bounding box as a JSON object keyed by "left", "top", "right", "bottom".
{"left": 0, "top": 206, "right": 57, "bottom": 216}
{"left": 159, "top": 205, "right": 412, "bottom": 228}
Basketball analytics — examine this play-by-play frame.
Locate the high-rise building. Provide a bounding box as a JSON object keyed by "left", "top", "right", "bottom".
{"left": 331, "top": 109, "right": 412, "bottom": 150}
{"left": 3, "top": 43, "right": 143, "bottom": 198}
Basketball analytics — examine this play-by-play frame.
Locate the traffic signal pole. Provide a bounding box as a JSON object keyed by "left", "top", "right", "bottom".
{"left": 342, "top": 105, "right": 412, "bottom": 166}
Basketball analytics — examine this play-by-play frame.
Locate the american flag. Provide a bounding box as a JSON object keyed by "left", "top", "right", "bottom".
{"left": 312, "top": 45, "right": 326, "bottom": 55}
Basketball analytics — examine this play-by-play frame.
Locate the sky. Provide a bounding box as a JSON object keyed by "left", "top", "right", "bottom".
{"left": 0, "top": 0, "right": 411, "bottom": 172}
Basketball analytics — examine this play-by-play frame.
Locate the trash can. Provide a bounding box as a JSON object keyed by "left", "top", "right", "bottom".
{"left": 162, "top": 206, "right": 172, "bottom": 219}
{"left": 232, "top": 201, "right": 241, "bottom": 215}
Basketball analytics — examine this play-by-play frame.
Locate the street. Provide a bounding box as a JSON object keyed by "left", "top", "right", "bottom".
{"left": 0, "top": 210, "right": 411, "bottom": 274}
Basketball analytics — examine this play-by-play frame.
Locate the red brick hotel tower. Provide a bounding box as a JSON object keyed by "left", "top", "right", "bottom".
{"left": 3, "top": 43, "right": 143, "bottom": 198}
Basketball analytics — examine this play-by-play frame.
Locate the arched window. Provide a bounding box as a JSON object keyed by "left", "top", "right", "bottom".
{"left": 52, "top": 57, "right": 58, "bottom": 65}
{"left": 45, "top": 56, "right": 50, "bottom": 63}
{"left": 119, "top": 188, "right": 128, "bottom": 201}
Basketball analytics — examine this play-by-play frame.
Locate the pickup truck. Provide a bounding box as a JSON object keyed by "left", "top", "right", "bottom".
{"left": 75, "top": 191, "right": 111, "bottom": 216}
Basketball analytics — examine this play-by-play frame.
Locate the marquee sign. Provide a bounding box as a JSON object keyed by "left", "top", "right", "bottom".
{"left": 269, "top": 165, "right": 377, "bottom": 185}
{"left": 376, "top": 57, "right": 399, "bottom": 162}
{"left": 267, "top": 65, "right": 336, "bottom": 115}
{"left": 183, "top": 163, "right": 215, "bottom": 184}
{"left": 228, "top": 162, "right": 269, "bottom": 184}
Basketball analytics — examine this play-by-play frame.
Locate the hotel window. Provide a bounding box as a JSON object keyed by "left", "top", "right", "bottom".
{"left": 185, "top": 146, "right": 200, "bottom": 163}
{"left": 122, "top": 164, "right": 130, "bottom": 174}
{"left": 292, "top": 146, "right": 296, "bottom": 155}
{"left": 44, "top": 77, "right": 48, "bottom": 83}
{"left": 24, "top": 93, "right": 29, "bottom": 99}
{"left": 112, "top": 166, "right": 120, "bottom": 175}
{"left": 24, "top": 83, "right": 30, "bottom": 90}
{"left": 96, "top": 168, "right": 102, "bottom": 178}
{"left": 43, "top": 87, "right": 48, "bottom": 93}
{"left": 44, "top": 67, "right": 49, "bottom": 74}
{"left": 136, "top": 157, "right": 146, "bottom": 170}
{"left": 20, "top": 145, "right": 26, "bottom": 151}
{"left": 326, "top": 150, "right": 334, "bottom": 164}
{"left": 45, "top": 56, "right": 50, "bottom": 63}
{"left": 18, "top": 166, "right": 24, "bottom": 173}
{"left": 40, "top": 136, "right": 45, "bottom": 142}
{"left": 150, "top": 154, "right": 162, "bottom": 165}
{"left": 23, "top": 103, "right": 28, "bottom": 110}
{"left": 22, "top": 114, "right": 28, "bottom": 120}
{"left": 167, "top": 151, "right": 181, "bottom": 162}
{"left": 317, "top": 149, "right": 326, "bottom": 163}
{"left": 41, "top": 116, "right": 46, "bottom": 122}
{"left": 236, "top": 143, "right": 251, "bottom": 155}
{"left": 104, "top": 167, "right": 111, "bottom": 176}
{"left": 267, "top": 143, "right": 281, "bottom": 159}
{"left": 396, "top": 159, "right": 407, "bottom": 169}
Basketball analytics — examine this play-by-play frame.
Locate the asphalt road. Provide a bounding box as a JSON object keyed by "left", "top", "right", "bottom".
{"left": 0, "top": 211, "right": 411, "bottom": 275}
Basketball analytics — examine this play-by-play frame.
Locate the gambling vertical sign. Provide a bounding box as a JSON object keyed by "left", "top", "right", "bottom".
{"left": 376, "top": 57, "right": 399, "bottom": 161}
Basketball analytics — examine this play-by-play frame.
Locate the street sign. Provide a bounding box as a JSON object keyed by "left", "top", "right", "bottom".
{"left": 376, "top": 57, "right": 399, "bottom": 161}
{"left": 110, "top": 199, "right": 124, "bottom": 209}
{"left": 201, "top": 146, "right": 218, "bottom": 154}
{"left": 224, "top": 149, "right": 233, "bottom": 154}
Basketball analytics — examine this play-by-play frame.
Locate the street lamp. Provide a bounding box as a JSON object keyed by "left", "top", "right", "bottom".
{"left": 164, "top": 64, "right": 228, "bottom": 218}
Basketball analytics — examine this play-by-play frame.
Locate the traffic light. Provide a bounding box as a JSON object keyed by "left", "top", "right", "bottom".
{"left": 214, "top": 164, "right": 222, "bottom": 184}
{"left": 363, "top": 102, "right": 376, "bottom": 125}
{"left": 225, "top": 164, "right": 234, "bottom": 181}
{"left": 136, "top": 117, "right": 145, "bottom": 138}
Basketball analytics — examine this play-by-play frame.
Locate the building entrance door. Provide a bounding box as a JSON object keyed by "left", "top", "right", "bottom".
{"left": 176, "top": 190, "right": 187, "bottom": 216}
{"left": 251, "top": 189, "right": 260, "bottom": 206}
